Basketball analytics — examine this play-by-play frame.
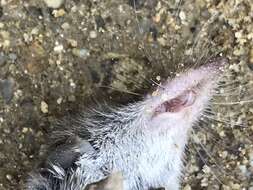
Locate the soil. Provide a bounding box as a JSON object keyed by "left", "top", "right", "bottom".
{"left": 0, "top": 0, "right": 252, "bottom": 189}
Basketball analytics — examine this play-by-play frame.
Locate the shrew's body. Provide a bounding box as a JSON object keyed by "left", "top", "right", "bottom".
{"left": 26, "top": 57, "right": 228, "bottom": 190}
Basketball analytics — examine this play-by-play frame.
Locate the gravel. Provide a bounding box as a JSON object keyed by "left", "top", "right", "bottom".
{"left": 0, "top": 0, "right": 252, "bottom": 189}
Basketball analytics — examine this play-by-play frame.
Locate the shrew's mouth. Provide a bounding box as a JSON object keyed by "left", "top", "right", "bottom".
{"left": 150, "top": 58, "right": 225, "bottom": 119}
{"left": 153, "top": 90, "right": 197, "bottom": 117}
{"left": 150, "top": 79, "right": 210, "bottom": 118}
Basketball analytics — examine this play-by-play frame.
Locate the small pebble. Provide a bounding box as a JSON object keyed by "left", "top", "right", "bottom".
{"left": 239, "top": 165, "right": 248, "bottom": 176}
{"left": 72, "top": 48, "right": 90, "bottom": 59}
{"left": 0, "top": 30, "right": 9, "bottom": 39}
{"left": 68, "top": 95, "right": 76, "bottom": 102}
{"left": 9, "top": 53, "right": 17, "bottom": 61}
{"left": 31, "top": 27, "right": 39, "bottom": 35}
{"left": 22, "top": 127, "right": 29, "bottom": 133}
{"left": 89, "top": 31, "right": 97, "bottom": 39}
{"left": 202, "top": 165, "right": 211, "bottom": 174}
{"left": 179, "top": 11, "right": 186, "bottom": 21}
{"left": 57, "top": 97, "right": 63, "bottom": 104}
{"left": 0, "top": 30, "right": 10, "bottom": 48}
{"left": 0, "top": 78, "right": 15, "bottom": 103}
{"left": 67, "top": 39, "right": 78, "bottom": 47}
{"left": 41, "top": 101, "right": 48, "bottom": 113}
{"left": 6, "top": 174, "right": 12, "bottom": 180}
{"left": 6, "top": 174, "right": 12, "bottom": 181}
{"left": 231, "top": 183, "right": 241, "bottom": 189}
{"left": 219, "top": 130, "right": 225, "bottom": 137}
{"left": 52, "top": 9, "right": 66, "bottom": 17}
{"left": 157, "top": 37, "right": 166, "bottom": 46}
{"left": 61, "top": 22, "right": 70, "bottom": 30}
{"left": 0, "top": 52, "right": 6, "bottom": 66}
{"left": 44, "top": 0, "right": 64, "bottom": 9}
{"left": 183, "top": 185, "right": 191, "bottom": 190}
{"left": 54, "top": 44, "right": 64, "bottom": 53}
{"left": 248, "top": 48, "right": 253, "bottom": 70}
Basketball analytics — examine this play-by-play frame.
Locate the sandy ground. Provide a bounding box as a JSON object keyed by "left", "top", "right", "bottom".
{"left": 0, "top": 0, "right": 252, "bottom": 189}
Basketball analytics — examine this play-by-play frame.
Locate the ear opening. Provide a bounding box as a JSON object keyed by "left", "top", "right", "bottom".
{"left": 152, "top": 90, "right": 196, "bottom": 117}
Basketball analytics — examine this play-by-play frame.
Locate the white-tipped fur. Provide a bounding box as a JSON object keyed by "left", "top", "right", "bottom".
{"left": 52, "top": 102, "right": 186, "bottom": 190}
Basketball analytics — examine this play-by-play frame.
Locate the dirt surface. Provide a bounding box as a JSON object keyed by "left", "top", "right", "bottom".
{"left": 0, "top": 0, "right": 252, "bottom": 189}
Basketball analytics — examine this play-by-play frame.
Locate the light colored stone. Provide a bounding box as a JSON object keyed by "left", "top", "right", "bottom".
{"left": 183, "top": 184, "right": 191, "bottom": 190}
{"left": 22, "top": 127, "right": 28, "bottom": 133}
{"left": 61, "top": 22, "right": 70, "bottom": 30}
{"left": 44, "top": 0, "right": 64, "bottom": 9}
{"left": 89, "top": 31, "right": 97, "bottom": 39}
{"left": 72, "top": 48, "right": 90, "bottom": 59}
{"left": 0, "top": 23, "right": 4, "bottom": 28}
{"left": 179, "top": 11, "right": 186, "bottom": 21}
{"left": 57, "top": 97, "right": 63, "bottom": 104}
{"left": 41, "top": 101, "right": 48, "bottom": 113}
{"left": 6, "top": 174, "right": 12, "bottom": 180}
{"left": 250, "top": 48, "right": 253, "bottom": 64}
{"left": 52, "top": 9, "right": 66, "bottom": 17}
{"left": 67, "top": 39, "right": 78, "bottom": 47}
{"left": 54, "top": 44, "right": 64, "bottom": 53}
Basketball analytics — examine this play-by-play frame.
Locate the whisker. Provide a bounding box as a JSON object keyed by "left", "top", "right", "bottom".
{"left": 212, "top": 92, "right": 241, "bottom": 97}
{"left": 191, "top": 141, "right": 226, "bottom": 186}
{"left": 174, "top": 0, "right": 184, "bottom": 21}
{"left": 203, "top": 109, "right": 243, "bottom": 120}
{"left": 194, "top": 123, "right": 228, "bottom": 149}
{"left": 215, "top": 82, "right": 252, "bottom": 93}
{"left": 131, "top": 0, "right": 164, "bottom": 70}
{"left": 212, "top": 99, "right": 253, "bottom": 105}
{"left": 192, "top": 130, "right": 230, "bottom": 176}
{"left": 98, "top": 85, "right": 142, "bottom": 96}
{"left": 201, "top": 113, "right": 244, "bottom": 127}
{"left": 113, "top": 72, "right": 148, "bottom": 90}
{"left": 149, "top": 79, "right": 166, "bottom": 90}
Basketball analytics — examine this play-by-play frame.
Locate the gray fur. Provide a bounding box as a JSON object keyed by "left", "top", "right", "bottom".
{"left": 26, "top": 60, "right": 225, "bottom": 190}
{"left": 26, "top": 102, "right": 187, "bottom": 190}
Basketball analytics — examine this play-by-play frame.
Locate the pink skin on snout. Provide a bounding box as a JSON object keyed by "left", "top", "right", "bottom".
{"left": 143, "top": 57, "right": 228, "bottom": 131}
